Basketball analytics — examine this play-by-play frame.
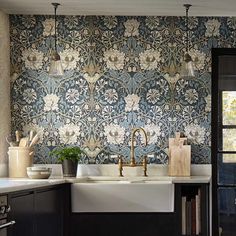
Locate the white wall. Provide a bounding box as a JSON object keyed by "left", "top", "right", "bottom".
{"left": 0, "top": 10, "right": 10, "bottom": 177}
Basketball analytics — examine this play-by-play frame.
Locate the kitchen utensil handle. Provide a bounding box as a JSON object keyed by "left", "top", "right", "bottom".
{"left": 29, "top": 130, "right": 34, "bottom": 141}
{"left": 0, "top": 220, "right": 16, "bottom": 229}
{"left": 15, "top": 130, "right": 20, "bottom": 142}
{"left": 29, "top": 151, "right": 34, "bottom": 157}
{"left": 29, "top": 133, "right": 39, "bottom": 147}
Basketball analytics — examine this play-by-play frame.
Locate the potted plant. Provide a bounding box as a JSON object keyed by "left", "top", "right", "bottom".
{"left": 50, "top": 146, "right": 83, "bottom": 177}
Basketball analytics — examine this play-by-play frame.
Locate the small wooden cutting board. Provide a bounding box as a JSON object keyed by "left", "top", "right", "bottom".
{"left": 168, "top": 136, "right": 191, "bottom": 176}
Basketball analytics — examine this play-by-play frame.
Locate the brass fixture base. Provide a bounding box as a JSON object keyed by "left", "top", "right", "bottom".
{"left": 118, "top": 156, "right": 148, "bottom": 177}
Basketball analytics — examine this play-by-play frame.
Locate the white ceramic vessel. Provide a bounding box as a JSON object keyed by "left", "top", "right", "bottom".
{"left": 27, "top": 167, "right": 52, "bottom": 179}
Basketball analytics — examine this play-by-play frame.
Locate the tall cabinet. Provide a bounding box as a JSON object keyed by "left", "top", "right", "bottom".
{"left": 212, "top": 48, "right": 236, "bottom": 236}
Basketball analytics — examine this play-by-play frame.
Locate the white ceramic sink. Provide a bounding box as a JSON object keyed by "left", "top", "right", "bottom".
{"left": 71, "top": 177, "right": 174, "bottom": 213}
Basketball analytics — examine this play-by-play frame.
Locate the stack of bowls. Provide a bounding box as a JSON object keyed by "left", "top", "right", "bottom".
{"left": 27, "top": 167, "right": 52, "bottom": 179}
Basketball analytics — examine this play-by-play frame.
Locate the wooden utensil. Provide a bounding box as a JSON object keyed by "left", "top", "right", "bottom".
{"left": 19, "top": 137, "right": 29, "bottom": 147}
{"left": 26, "top": 130, "right": 35, "bottom": 147}
{"left": 29, "top": 130, "right": 34, "bottom": 142}
{"left": 15, "top": 130, "right": 21, "bottom": 146}
{"left": 29, "top": 151, "right": 34, "bottom": 157}
{"left": 29, "top": 133, "right": 40, "bottom": 147}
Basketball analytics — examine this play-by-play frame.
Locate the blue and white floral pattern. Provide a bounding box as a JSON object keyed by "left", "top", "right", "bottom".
{"left": 10, "top": 15, "right": 235, "bottom": 164}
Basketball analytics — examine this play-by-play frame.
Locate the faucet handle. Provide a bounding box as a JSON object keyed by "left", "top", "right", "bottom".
{"left": 142, "top": 156, "right": 148, "bottom": 177}
{"left": 118, "top": 156, "right": 124, "bottom": 177}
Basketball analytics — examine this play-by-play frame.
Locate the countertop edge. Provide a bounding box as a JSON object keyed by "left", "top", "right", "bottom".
{"left": 0, "top": 179, "right": 66, "bottom": 194}
{"left": 0, "top": 175, "right": 211, "bottom": 194}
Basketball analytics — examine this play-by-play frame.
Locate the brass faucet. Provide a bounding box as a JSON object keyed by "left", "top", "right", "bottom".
{"left": 118, "top": 128, "right": 148, "bottom": 177}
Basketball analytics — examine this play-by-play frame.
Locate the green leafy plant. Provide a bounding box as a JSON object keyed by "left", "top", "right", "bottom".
{"left": 50, "top": 146, "right": 83, "bottom": 163}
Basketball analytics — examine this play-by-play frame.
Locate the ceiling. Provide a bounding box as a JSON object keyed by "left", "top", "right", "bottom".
{"left": 0, "top": 0, "right": 236, "bottom": 16}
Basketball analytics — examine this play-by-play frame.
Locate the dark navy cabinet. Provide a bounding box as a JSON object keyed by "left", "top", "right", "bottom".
{"left": 7, "top": 185, "right": 67, "bottom": 236}
{"left": 70, "top": 183, "right": 209, "bottom": 236}
{"left": 35, "top": 187, "right": 64, "bottom": 236}
{"left": 5, "top": 182, "right": 209, "bottom": 236}
{"left": 8, "top": 191, "right": 34, "bottom": 236}
{"left": 218, "top": 188, "right": 236, "bottom": 236}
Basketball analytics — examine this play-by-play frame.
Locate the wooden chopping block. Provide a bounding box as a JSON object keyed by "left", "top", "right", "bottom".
{"left": 168, "top": 143, "right": 191, "bottom": 177}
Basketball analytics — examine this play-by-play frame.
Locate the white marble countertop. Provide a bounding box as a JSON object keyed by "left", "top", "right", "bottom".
{"left": 0, "top": 175, "right": 211, "bottom": 194}
{"left": 0, "top": 163, "right": 211, "bottom": 193}
{"left": 0, "top": 178, "right": 66, "bottom": 194}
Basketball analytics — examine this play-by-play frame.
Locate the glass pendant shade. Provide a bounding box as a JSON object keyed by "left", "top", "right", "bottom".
{"left": 180, "top": 53, "right": 195, "bottom": 77}
{"left": 48, "top": 3, "right": 64, "bottom": 78}
{"left": 49, "top": 51, "right": 64, "bottom": 77}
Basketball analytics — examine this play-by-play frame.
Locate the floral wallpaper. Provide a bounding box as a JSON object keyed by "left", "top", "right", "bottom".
{"left": 9, "top": 15, "right": 236, "bottom": 164}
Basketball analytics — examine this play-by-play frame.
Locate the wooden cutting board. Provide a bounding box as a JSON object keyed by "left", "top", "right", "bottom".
{"left": 169, "top": 137, "right": 187, "bottom": 147}
{"left": 168, "top": 138, "right": 191, "bottom": 176}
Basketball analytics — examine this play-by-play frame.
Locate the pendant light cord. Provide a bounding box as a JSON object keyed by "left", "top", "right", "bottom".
{"left": 49, "top": 2, "right": 64, "bottom": 76}
{"left": 52, "top": 3, "right": 60, "bottom": 52}
{"left": 54, "top": 4, "right": 57, "bottom": 51}
{"left": 184, "top": 4, "right": 191, "bottom": 54}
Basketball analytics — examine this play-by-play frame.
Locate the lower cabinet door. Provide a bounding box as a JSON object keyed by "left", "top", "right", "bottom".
{"left": 218, "top": 187, "right": 236, "bottom": 236}
{"left": 35, "top": 187, "right": 63, "bottom": 236}
{"left": 8, "top": 186, "right": 65, "bottom": 236}
{"left": 8, "top": 191, "right": 34, "bottom": 236}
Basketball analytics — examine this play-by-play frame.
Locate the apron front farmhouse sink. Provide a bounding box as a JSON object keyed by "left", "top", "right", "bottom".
{"left": 71, "top": 178, "right": 174, "bottom": 213}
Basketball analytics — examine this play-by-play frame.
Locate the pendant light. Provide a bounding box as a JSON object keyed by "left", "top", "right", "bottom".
{"left": 48, "top": 3, "right": 64, "bottom": 77}
{"left": 180, "top": 4, "right": 195, "bottom": 78}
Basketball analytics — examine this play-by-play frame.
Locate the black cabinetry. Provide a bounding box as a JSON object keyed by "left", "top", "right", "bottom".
{"left": 7, "top": 191, "right": 34, "bottom": 236}
{"left": 218, "top": 187, "right": 236, "bottom": 236}
{"left": 70, "top": 183, "right": 209, "bottom": 236}
{"left": 71, "top": 212, "right": 176, "bottom": 236}
{"left": 7, "top": 184, "right": 67, "bottom": 236}
{"left": 35, "top": 187, "right": 64, "bottom": 236}
{"left": 4, "top": 181, "right": 209, "bottom": 236}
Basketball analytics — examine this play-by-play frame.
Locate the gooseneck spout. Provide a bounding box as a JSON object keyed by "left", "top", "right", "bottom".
{"left": 118, "top": 127, "right": 148, "bottom": 177}
{"left": 130, "top": 128, "right": 148, "bottom": 166}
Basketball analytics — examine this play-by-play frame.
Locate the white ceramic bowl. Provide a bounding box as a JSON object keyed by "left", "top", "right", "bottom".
{"left": 27, "top": 167, "right": 52, "bottom": 179}
{"left": 27, "top": 166, "right": 50, "bottom": 171}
